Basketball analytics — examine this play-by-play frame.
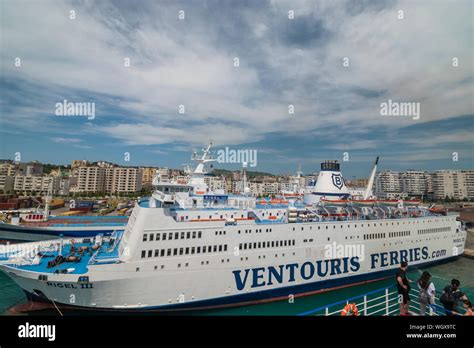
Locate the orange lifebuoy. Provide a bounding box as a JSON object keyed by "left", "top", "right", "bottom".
{"left": 341, "top": 303, "right": 359, "bottom": 316}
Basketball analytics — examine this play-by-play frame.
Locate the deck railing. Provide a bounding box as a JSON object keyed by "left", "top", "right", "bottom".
{"left": 298, "top": 284, "right": 468, "bottom": 316}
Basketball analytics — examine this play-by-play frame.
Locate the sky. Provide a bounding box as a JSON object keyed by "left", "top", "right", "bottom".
{"left": 0, "top": 0, "right": 473, "bottom": 177}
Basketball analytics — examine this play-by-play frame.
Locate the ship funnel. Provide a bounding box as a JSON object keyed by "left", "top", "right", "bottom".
{"left": 303, "top": 160, "right": 349, "bottom": 204}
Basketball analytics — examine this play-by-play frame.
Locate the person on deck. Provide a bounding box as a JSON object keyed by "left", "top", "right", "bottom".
{"left": 417, "top": 271, "right": 435, "bottom": 316}
{"left": 440, "top": 279, "right": 468, "bottom": 316}
{"left": 463, "top": 301, "right": 473, "bottom": 316}
{"left": 396, "top": 261, "right": 413, "bottom": 316}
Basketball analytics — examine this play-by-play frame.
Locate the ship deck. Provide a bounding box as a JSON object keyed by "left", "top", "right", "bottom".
{"left": 21, "top": 215, "right": 129, "bottom": 228}
{"left": 0, "top": 231, "right": 123, "bottom": 274}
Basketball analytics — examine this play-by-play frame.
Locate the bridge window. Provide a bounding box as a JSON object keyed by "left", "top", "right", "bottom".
{"left": 148, "top": 250, "right": 152, "bottom": 258}
{"left": 150, "top": 234, "right": 154, "bottom": 241}
{"left": 141, "top": 250, "right": 146, "bottom": 258}
{"left": 156, "top": 233, "right": 161, "bottom": 241}
{"left": 143, "top": 234, "right": 148, "bottom": 242}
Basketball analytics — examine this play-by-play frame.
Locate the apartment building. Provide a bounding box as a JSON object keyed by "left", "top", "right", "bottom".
{"left": 141, "top": 167, "right": 158, "bottom": 187}
{"left": 110, "top": 167, "right": 143, "bottom": 193}
{"left": 401, "top": 170, "right": 432, "bottom": 197}
{"left": 204, "top": 176, "right": 225, "bottom": 192}
{"left": 374, "top": 170, "right": 404, "bottom": 199}
{"left": 431, "top": 170, "right": 472, "bottom": 200}
{"left": 13, "top": 175, "right": 59, "bottom": 195}
{"left": 70, "top": 167, "right": 106, "bottom": 193}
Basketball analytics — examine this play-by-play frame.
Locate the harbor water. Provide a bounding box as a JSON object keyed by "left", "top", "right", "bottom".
{"left": 1, "top": 257, "right": 473, "bottom": 315}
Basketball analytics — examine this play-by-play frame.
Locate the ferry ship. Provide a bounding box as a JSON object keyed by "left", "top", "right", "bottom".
{"left": 0, "top": 144, "right": 467, "bottom": 312}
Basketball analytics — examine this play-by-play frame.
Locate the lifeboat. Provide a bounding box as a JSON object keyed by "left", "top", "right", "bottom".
{"left": 429, "top": 205, "right": 447, "bottom": 216}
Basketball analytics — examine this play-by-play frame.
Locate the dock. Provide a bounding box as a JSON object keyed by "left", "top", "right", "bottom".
{"left": 462, "top": 248, "right": 474, "bottom": 259}
{"left": 462, "top": 228, "right": 474, "bottom": 259}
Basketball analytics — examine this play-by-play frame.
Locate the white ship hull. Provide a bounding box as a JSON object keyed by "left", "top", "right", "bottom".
{"left": 1, "top": 204, "right": 466, "bottom": 311}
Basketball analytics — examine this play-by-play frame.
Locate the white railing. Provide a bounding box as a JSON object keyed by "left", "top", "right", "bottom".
{"left": 298, "top": 284, "right": 468, "bottom": 316}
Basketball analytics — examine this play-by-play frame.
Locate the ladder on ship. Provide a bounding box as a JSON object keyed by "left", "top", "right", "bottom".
{"left": 297, "top": 285, "right": 469, "bottom": 316}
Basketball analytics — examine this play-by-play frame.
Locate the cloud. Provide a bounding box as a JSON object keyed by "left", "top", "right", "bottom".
{"left": 50, "top": 137, "right": 82, "bottom": 144}
{"left": 0, "top": 0, "right": 472, "bottom": 174}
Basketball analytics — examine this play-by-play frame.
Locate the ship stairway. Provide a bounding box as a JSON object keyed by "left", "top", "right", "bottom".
{"left": 297, "top": 284, "right": 469, "bottom": 316}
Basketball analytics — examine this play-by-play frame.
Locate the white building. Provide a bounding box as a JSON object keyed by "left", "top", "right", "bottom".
{"left": 109, "top": 167, "right": 143, "bottom": 194}
{"left": 374, "top": 170, "right": 404, "bottom": 199}
{"left": 204, "top": 176, "right": 225, "bottom": 193}
{"left": 13, "top": 175, "right": 59, "bottom": 195}
{"left": 0, "top": 175, "right": 14, "bottom": 193}
{"left": 431, "top": 170, "right": 471, "bottom": 200}
{"left": 401, "top": 170, "right": 431, "bottom": 197}
{"left": 70, "top": 167, "right": 106, "bottom": 193}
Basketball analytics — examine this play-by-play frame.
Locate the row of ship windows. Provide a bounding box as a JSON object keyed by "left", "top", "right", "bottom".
{"left": 291, "top": 219, "right": 451, "bottom": 231}
{"left": 143, "top": 229, "right": 275, "bottom": 240}
{"left": 364, "top": 233, "right": 386, "bottom": 240}
{"left": 143, "top": 231, "right": 202, "bottom": 242}
{"left": 388, "top": 231, "right": 410, "bottom": 238}
{"left": 140, "top": 244, "right": 228, "bottom": 258}
{"left": 239, "top": 228, "right": 273, "bottom": 234}
{"left": 136, "top": 252, "right": 300, "bottom": 272}
{"left": 179, "top": 212, "right": 283, "bottom": 220}
{"left": 417, "top": 227, "right": 451, "bottom": 235}
{"left": 238, "top": 239, "right": 295, "bottom": 251}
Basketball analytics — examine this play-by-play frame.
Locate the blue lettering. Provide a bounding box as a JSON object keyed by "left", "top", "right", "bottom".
{"left": 316, "top": 260, "right": 329, "bottom": 277}
{"left": 380, "top": 252, "right": 388, "bottom": 267}
{"left": 350, "top": 257, "right": 360, "bottom": 272}
{"left": 341, "top": 257, "right": 349, "bottom": 273}
{"left": 267, "top": 265, "right": 285, "bottom": 285}
{"left": 421, "top": 247, "right": 428, "bottom": 260}
{"left": 330, "top": 259, "right": 342, "bottom": 275}
{"left": 370, "top": 254, "right": 379, "bottom": 269}
{"left": 389, "top": 251, "right": 398, "bottom": 265}
{"left": 413, "top": 248, "right": 420, "bottom": 261}
{"left": 285, "top": 263, "right": 299, "bottom": 282}
{"left": 399, "top": 250, "right": 408, "bottom": 263}
{"left": 301, "top": 262, "right": 315, "bottom": 280}
{"left": 232, "top": 269, "right": 250, "bottom": 291}
{"left": 251, "top": 267, "right": 266, "bottom": 288}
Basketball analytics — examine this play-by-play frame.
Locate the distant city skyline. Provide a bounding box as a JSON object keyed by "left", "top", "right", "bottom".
{"left": 1, "top": 0, "right": 473, "bottom": 177}
{"left": 0, "top": 156, "right": 472, "bottom": 179}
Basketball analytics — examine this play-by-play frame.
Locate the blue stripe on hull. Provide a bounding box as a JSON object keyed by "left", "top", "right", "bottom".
{"left": 24, "top": 256, "right": 458, "bottom": 313}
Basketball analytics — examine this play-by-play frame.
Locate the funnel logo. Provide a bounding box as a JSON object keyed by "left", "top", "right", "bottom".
{"left": 332, "top": 173, "right": 344, "bottom": 190}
